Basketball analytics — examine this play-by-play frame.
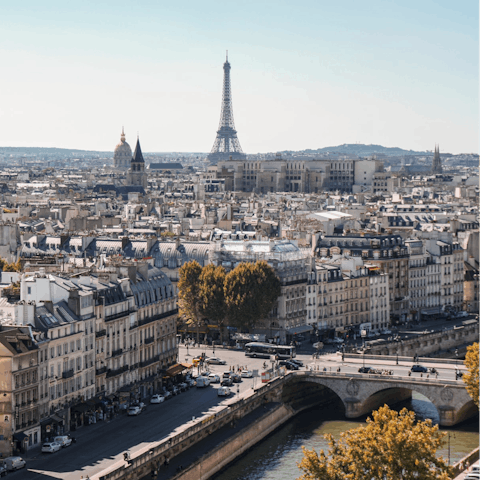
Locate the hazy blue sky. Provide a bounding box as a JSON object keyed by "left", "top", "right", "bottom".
{"left": 0, "top": 0, "right": 477, "bottom": 154}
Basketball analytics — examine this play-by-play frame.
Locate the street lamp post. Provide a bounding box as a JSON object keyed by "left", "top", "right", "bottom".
{"left": 186, "top": 342, "right": 190, "bottom": 357}
{"left": 212, "top": 341, "right": 215, "bottom": 356}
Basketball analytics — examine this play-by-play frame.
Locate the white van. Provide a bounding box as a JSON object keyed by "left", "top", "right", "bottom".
{"left": 196, "top": 376, "right": 210, "bottom": 388}
{"left": 54, "top": 435, "right": 72, "bottom": 447}
{"left": 4, "top": 456, "right": 26, "bottom": 471}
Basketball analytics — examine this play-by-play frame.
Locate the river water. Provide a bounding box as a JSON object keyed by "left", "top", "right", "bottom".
{"left": 213, "top": 393, "right": 479, "bottom": 480}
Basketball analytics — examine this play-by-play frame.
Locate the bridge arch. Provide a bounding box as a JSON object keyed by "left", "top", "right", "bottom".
{"left": 282, "top": 374, "right": 476, "bottom": 426}
{"left": 281, "top": 377, "right": 346, "bottom": 415}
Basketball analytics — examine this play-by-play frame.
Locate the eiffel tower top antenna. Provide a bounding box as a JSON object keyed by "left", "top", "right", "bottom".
{"left": 207, "top": 53, "right": 246, "bottom": 164}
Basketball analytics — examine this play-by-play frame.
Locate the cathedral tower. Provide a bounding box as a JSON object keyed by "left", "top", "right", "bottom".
{"left": 432, "top": 144, "right": 442, "bottom": 174}
{"left": 126, "top": 137, "right": 148, "bottom": 189}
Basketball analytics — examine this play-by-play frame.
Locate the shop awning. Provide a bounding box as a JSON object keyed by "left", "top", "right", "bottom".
{"left": 51, "top": 414, "right": 64, "bottom": 423}
{"left": 13, "top": 432, "right": 28, "bottom": 442}
{"left": 166, "top": 363, "right": 190, "bottom": 377}
{"left": 287, "top": 325, "right": 313, "bottom": 335}
{"left": 72, "top": 403, "right": 90, "bottom": 413}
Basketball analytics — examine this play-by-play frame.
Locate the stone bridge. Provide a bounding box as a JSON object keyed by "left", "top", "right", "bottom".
{"left": 279, "top": 371, "right": 477, "bottom": 427}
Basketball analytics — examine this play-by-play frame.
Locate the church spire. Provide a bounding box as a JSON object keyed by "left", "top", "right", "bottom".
{"left": 132, "top": 137, "right": 144, "bottom": 163}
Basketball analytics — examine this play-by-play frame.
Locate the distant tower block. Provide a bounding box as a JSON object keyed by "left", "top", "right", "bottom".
{"left": 208, "top": 53, "right": 247, "bottom": 164}
{"left": 432, "top": 144, "right": 443, "bottom": 174}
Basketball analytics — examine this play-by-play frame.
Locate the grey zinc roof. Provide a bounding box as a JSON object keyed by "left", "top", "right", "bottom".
{"left": 130, "top": 265, "right": 174, "bottom": 307}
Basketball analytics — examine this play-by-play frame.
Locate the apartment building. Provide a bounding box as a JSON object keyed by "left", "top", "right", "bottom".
{"left": 0, "top": 327, "right": 40, "bottom": 456}
{"left": 316, "top": 235, "right": 409, "bottom": 324}
{"left": 425, "top": 239, "right": 464, "bottom": 312}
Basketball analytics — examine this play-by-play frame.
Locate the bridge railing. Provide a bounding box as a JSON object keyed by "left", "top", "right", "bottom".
{"left": 343, "top": 353, "right": 465, "bottom": 366}
{"left": 294, "top": 369, "right": 463, "bottom": 386}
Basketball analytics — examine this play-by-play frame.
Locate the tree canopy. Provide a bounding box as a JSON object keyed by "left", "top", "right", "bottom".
{"left": 0, "top": 258, "right": 21, "bottom": 272}
{"left": 199, "top": 264, "right": 227, "bottom": 340}
{"left": 463, "top": 342, "right": 479, "bottom": 407}
{"left": 297, "top": 405, "right": 451, "bottom": 480}
{"left": 178, "top": 260, "right": 281, "bottom": 337}
{"left": 177, "top": 261, "right": 203, "bottom": 342}
{"left": 224, "top": 261, "right": 281, "bottom": 331}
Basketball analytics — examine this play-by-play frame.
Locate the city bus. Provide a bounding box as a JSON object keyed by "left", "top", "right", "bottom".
{"left": 244, "top": 342, "right": 296, "bottom": 359}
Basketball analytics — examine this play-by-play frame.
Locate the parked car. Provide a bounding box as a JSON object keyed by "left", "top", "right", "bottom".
{"left": 186, "top": 378, "right": 196, "bottom": 387}
{"left": 132, "top": 402, "right": 147, "bottom": 411}
{"left": 196, "top": 376, "right": 210, "bottom": 388}
{"left": 171, "top": 386, "right": 179, "bottom": 396}
{"left": 4, "top": 457, "right": 26, "bottom": 471}
{"left": 279, "top": 360, "right": 298, "bottom": 370}
{"left": 163, "top": 390, "right": 172, "bottom": 400}
{"left": 208, "top": 373, "right": 221, "bottom": 383}
{"left": 231, "top": 373, "right": 242, "bottom": 383}
{"left": 358, "top": 366, "right": 373, "bottom": 373}
{"left": 127, "top": 406, "right": 142, "bottom": 416}
{"left": 217, "top": 387, "right": 231, "bottom": 397}
{"left": 381, "top": 329, "right": 392, "bottom": 335}
{"left": 178, "top": 382, "right": 188, "bottom": 391}
{"left": 206, "top": 357, "right": 227, "bottom": 365}
{"left": 464, "top": 474, "right": 480, "bottom": 480}
{"left": 289, "top": 359, "right": 304, "bottom": 367}
{"left": 221, "top": 376, "right": 233, "bottom": 386}
{"left": 42, "top": 442, "right": 62, "bottom": 453}
{"left": 410, "top": 365, "right": 428, "bottom": 373}
{"left": 54, "top": 435, "right": 72, "bottom": 447}
{"left": 240, "top": 370, "right": 253, "bottom": 378}
{"left": 0, "top": 461, "right": 6, "bottom": 477}
{"left": 150, "top": 394, "right": 165, "bottom": 404}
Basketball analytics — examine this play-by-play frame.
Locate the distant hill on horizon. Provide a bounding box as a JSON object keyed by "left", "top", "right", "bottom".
{"left": 0, "top": 143, "right": 460, "bottom": 157}
{"left": 277, "top": 143, "right": 428, "bottom": 157}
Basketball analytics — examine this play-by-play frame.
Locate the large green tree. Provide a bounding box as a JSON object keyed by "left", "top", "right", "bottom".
{"left": 199, "top": 264, "right": 227, "bottom": 343}
{"left": 297, "top": 405, "right": 451, "bottom": 480}
{"left": 463, "top": 342, "right": 479, "bottom": 407}
{"left": 177, "top": 260, "right": 203, "bottom": 343}
{"left": 224, "top": 260, "right": 281, "bottom": 331}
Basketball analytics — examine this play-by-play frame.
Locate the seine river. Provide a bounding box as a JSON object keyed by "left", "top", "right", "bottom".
{"left": 213, "top": 393, "right": 479, "bottom": 480}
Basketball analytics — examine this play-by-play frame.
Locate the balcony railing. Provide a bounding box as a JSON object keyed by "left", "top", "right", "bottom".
{"left": 62, "top": 369, "right": 74, "bottom": 379}
{"left": 95, "top": 329, "right": 107, "bottom": 338}
{"left": 137, "top": 308, "right": 178, "bottom": 327}
{"left": 105, "top": 309, "right": 135, "bottom": 323}
{"left": 144, "top": 336, "right": 154, "bottom": 345}
{"left": 106, "top": 365, "right": 129, "bottom": 378}
{"left": 111, "top": 348, "right": 123, "bottom": 358}
{"left": 96, "top": 366, "right": 107, "bottom": 375}
{"left": 139, "top": 355, "right": 160, "bottom": 368}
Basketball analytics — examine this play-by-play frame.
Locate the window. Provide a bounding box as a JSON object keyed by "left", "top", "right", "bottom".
{"left": 27, "top": 287, "right": 31, "bottom": 295}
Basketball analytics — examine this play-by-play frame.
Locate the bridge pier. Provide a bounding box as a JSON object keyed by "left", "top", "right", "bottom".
{"left": 438, "top": 407, "right": 456, "bottom": 427}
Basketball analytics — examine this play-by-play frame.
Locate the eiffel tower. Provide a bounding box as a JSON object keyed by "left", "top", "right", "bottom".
{"left": 208, "top": 53, "right": 247, "bottom": 164}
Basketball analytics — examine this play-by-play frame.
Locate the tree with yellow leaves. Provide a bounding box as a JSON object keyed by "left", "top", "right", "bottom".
{"left": 463, "top": 342, "right": 479, "bottom": 407}
{"left": 297, "top": 405, "right": 452, "bottom": 480}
